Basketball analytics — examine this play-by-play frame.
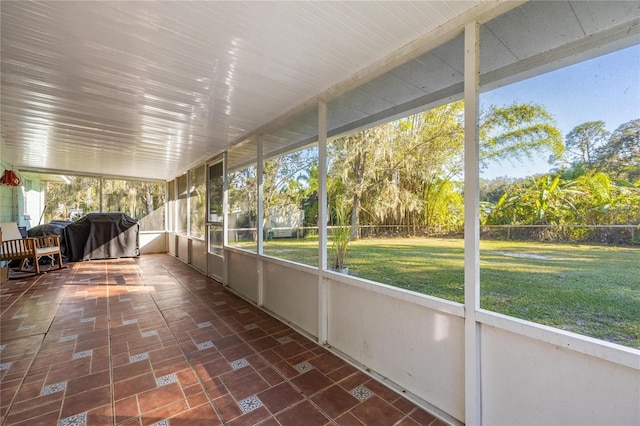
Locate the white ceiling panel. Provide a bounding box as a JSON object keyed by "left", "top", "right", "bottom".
{"left": 1, "top": 1, "right": 638, "bottom": 181}
{"left": 1, "top": 1, "right": 485, "bottom": 180}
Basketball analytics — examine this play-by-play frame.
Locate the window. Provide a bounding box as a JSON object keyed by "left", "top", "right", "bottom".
{"left": 262, "top": 146, "right": 319, "bottom": 266}
{"left": 188, "top": 165, "right": 205, "bottom": 239}
{"left": 326, "top": 103, "right": 465, "bottom": 302}
{"left": 42, "top": 175, "right": 100, "bottom": 222}
{"left": 102, "top": 179, "right": 165, "bottom": 231}
{"left": 176, "top": 174, "right": 187, "bottom": 234}
{"left": 39, "top": 174, "right": 165, "bottom": 231}
{"left": 208, "top": 160, "right": 224, "bottom": 255}
{"left": 479, "top": 8, "right": 640, "bottom": 348}
{"left": 227, "top": 165, "right": 257, "bottom": 252}
{"left": 208, "top": 161, "right": 223, "bottom": 223}
{"left": 167, "top": 179, "right": 175, "bottom": 232}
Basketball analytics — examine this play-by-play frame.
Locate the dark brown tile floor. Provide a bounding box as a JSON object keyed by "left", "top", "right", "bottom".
{"left": 1, "top": 254, "right": 447, "bottom": 425}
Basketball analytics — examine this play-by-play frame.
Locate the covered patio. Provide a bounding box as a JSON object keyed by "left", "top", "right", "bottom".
{"left": 1, "top": 1, "right": 639, "bottom": 425}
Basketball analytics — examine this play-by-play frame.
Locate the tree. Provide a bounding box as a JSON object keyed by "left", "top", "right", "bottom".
{"left": 328, "top": 101, "right": 561, "bottom": 237}
{"left": 595, "top": 118, "right": 640, "bottom": 182}
{"left": 480, "top": 103, "right": 563, "bottom": 168}
{"left": 562, "top": 121, "right": 608, "bottom": 167}
{"left": 43, "top": 176, "right": 100, "bottom": 222}
{"left": 484, "top": 174, "right": 579, "bottom": 226}
{"left": 296, "top": 162, "right": 319, "bottom": 229}
{"left": 263, "top": 148, "right": 316, "bottom": 230}
{"left": 329, "top": 122, "right": 395, "bottom": 238}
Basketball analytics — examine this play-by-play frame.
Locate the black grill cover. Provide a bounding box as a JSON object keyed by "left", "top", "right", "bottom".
{"left": 64, "top": 213, "right": 139, "bottom": 261}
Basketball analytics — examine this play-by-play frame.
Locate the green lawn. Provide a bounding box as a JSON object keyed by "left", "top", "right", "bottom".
{"left": 262, "top": 236, "right": 640, "bottom": 348}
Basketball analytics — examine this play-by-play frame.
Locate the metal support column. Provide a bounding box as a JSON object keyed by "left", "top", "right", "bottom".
{"left": 464, "top": 21, "right": 482, "bottom": 426}
{"left": 318, "top": 101, "right": 328, "bottom": 343}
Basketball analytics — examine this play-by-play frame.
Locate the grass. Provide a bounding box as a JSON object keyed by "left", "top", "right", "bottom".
{"left": 261, "top": 236, "right": 640, "bottom": 349}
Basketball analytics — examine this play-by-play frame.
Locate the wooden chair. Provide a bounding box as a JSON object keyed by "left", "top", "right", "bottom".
{"left": 0, "top": 222, "right": 63, "bottom": 276}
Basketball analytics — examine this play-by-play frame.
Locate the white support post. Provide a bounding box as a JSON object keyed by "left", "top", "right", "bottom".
{"left": 99, "top": 177, "right": 103, "bottom": 212}
{"left": 318, "top": 101, "right": 328, "bottom": 343}
{"left": 464, "top": 21, "right": 482, "bottom": 426}
{"left": 222, "top": 151, "right": 229, "bottom": 286}
{"left": 257, "top": 135, "right": 265, "bottom": 306}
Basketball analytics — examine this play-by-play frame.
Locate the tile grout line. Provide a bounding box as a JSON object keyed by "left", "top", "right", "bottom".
{"left": 135, "top": 256, "right": 229, "bottom": 425}
{"left": 107, "top": 260, "right": 117, "bottom": 426}
{"left": 1, "top": 270, "right": 65, "bottom": 426}
{"left": 149, "top": 257, "right": 364, "bottom": 425}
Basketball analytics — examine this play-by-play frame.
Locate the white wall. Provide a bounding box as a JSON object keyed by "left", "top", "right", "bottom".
{"left": 208, "top": 252, "right": 224, "bottom": 282}
{"left": 204, "top": 252, "right": 639, "bottom": 425}
{"left": 139, "top": 232, "right": 167, "bottom": 254}
{"left": 328, "top": 276, "right": 466, "bottom": 422}
{"left": 190, "top": 238, "right": 207, "bottom": 273}
{"left": 263, "top": 258, "right": 318, "bottom": 337}
{"left": 480, "top": 317, "right": 640, "bottom": 426}
{"left": 227, "top": 249, "right": 258, "bottom": 302}
{"left": 176, "top": 234, "right": 189, "bottom": 263}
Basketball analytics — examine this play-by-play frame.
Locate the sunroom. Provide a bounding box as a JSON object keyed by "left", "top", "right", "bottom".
{"left": 1, "top": 1, "right": 638, "bottom": 425}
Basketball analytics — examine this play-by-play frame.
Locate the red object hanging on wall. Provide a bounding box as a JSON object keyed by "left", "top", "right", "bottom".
{"left": 0, "top": 169, "right": 21, "bottom": 186}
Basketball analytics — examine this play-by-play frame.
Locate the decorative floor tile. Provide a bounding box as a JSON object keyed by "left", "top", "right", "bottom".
{"left": 130, "top": 352, "right": 149, "bottom": 363}
{"left": 59, "top": 411, "right": 87, "bottom": 426}
{"left": 41, "top": 380, "right": 67, "bottom": 395}
{"left": 238, "top": 395, "right": 263, "bottom": 413}
{"left": 123, "top": 318, "right": 138, "bottom": 325}
{"left": 0, "top": 255, "right": 441, "bottom": 426}
{"left": 12, "top": 313, "right": 29, "bottom": 319}
{"left": 294, "top": 362, "right": 313, "bottom": 373}
{"left": 230, "top": 358, "right": 249, "bottom": 370}
{"left": 179, "top": 299, "right": 190, "bottom": 305}
{"left": 196, "top": 341, "right": 215, "bottom": 351}
{"left": 351, "top": 385, "right": 373, "bottom": 402}
{"left": 156, "top": 373, "right": 178, "bottom": 387}
{"left": 72, "top": 349, "right": 93, "bottom": 360}
{"left": 17, "top": 324, "right": 35, "bottom": 331}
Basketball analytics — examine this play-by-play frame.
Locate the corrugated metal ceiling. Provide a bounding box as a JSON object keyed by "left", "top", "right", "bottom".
{"left": 0, "top": 0, "right": 481, "bottom": 180}
{"left": 1, "top": 1, "right": 638, "bottom": 181}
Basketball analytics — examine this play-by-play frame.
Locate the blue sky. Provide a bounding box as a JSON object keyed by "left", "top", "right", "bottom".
{"left": 480, "top": 44, "right": 640, "bottom": 180}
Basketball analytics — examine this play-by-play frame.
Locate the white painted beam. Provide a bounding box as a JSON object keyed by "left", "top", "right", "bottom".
{"left": 222, "top": 151, "right": 229, "bottom": 286}
{"left": 464, "top": 20, "right": 482, "bottom": 426}
{"left": 257, "top": 134, "right": 265, "bottom": 306}
{"left": 318, "top": 101, "right": 328, "bottom": 344}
